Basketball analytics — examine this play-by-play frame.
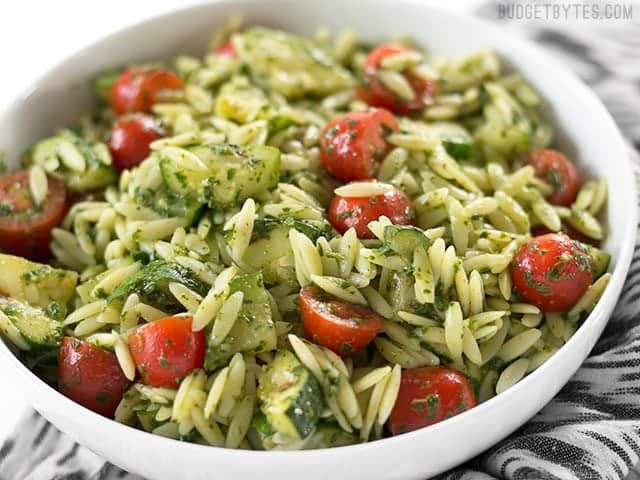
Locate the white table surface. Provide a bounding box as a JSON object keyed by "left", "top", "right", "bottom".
{"left": 0, "top": 0, "right": 482, "bottom": 445}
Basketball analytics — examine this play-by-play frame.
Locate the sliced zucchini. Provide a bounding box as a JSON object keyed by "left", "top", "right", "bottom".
{"left": 131, "top": 156, "right": 203, "bottom": 225}
{"left": 442, "top": 138, "right": 473, "bottom": 161}
{"left": 381, "top": 270, "right": 416, "bottom": 311}
{"left": 136, "top": 405, "right": 161, "bottom": 432}
{"left": 249, "top": 411, "right": 275, "bottom": 450}
{"left": 428, "top": 122, "right": 474, "bottom": 161}
{"left": 244, "top": 217, "right": 334, "bottom": 285}
{"left": 252, "top": 216, "right": 334, "bottom": 243}
{"left": 109, "top": 260, "right": 209, "bottom": 313}
{"left": 242, "top": 225, "right": 295, "bottom": 285}
{"left": 257, "top": 350, "right": 324, "bottom": 441}
{"left": 0, "top": 297, "right": 62, "bottom": 349}
{"left": 135, "top": 182, "right": 203, "bottom": 226}
{"left": 135, "top": 181, "right": 203, "bottom": 225}
{"left": 215, "top": 76, "right": 271, "bottom": 124}
{"left": 268, "top": 114, "right": 297, "bottom": 134}
{"left": 205, "top": 273, "right": 277, "bottom": 369}
{"left": 0, "top": 254, "right": 77, "bottom": 309}
{"left": 136, "top": 410, "right": 157, "bottom": 432}
{"left": 584, "top": 244, "right": 611, "bottom": 278}
{"left": 159, "top": 143, "right": 280, "bottom": 209}
{"left": 234, "top": 28, "right": 354, "bottom": 99}
{"left": 66, "top": 164, "right": 117, "bottom": 192}
{"left": 383, "top": 225, "right": 430, "bottom": 259}
{"left": 26, "top": 129, "right": 117, "bottom": 192}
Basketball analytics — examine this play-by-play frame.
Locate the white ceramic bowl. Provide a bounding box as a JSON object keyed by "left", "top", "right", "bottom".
{"left": 0, "top": 1, "right": 635, "bottom": 479}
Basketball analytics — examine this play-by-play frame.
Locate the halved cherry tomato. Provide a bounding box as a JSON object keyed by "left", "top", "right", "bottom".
{"left": 531, "top": 224, "right": 598, "bottom": 247}
{"left": 299, "top": 286, "right": 384, "bottom": 356}
{"left": 128, "top": 315, "right": 205, "bottom": 388}
{"left": 528, "top": 149, "right": 581, "bottom": 206}
{"left": 512, "top": 233, "right": 594, "bottom": 312}
{"left": 0, "top": 170, "right": 66, "bottom": 261}
{"left": 58, "top": 337, "right": 132, "bottom": 417}
{"left": 108, "top": 114, "right": 164, "bottom": 172}
{"left": 356, "top": 44, "right": 437, "bottom": 115}
{"left": 320, "top": 109, "right": 398, "bottom": 182}
{"left": 111, "top": 67, "right": 184, "bottom": 115}
{"left": 215, "top": 40, "right": 236, "bottom": 59}
{"left": 328, "top": 185, "right": 416, "bottom": 239}
{"left": 389, "top": 366, "right": 476, "bottom": 435}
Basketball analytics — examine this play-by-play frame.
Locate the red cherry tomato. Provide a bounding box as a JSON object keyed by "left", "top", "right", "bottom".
{"left": 128, "top": 315, "right": 205, "bottom": 388}
{"left": 215, "top": 40, "right": 236, "bottom": 59}
{"left": 0, "top": 170, "right": 66, "bottom": 261}
{"left": 111, "top": 67, "right": 184, "bottom": 115}
{"left": 511, "top": 233, "right": 594, "bottom": 312}
{"left": 320, "top": 109, "right": 398, "bottom": 182}
{"left": 328, "top": 185, "right": 416, "bottom": 239}
{"left": 58, "top": 337, "right": 132, "bottom": 417}
{"left": 389, "top": 366, "right": 476, "bottom": 435}
{"left": 299, "top": 286, "right": 384, "bottom": 356}
{"left": 356, "top": 44, "right": 437, "bottom": 115}
{"left": 528, "top": 149, "right": 581, "bottom": 206}
{"left": 531, "top": 224, "right": 599, "bottom": 247}
{"left": 108, "top": 114, "right": 164, "bottom": 172}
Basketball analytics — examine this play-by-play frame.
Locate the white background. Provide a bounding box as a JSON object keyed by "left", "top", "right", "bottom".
{"left": 0, "top": 0, "right": 483, "bottom": 443}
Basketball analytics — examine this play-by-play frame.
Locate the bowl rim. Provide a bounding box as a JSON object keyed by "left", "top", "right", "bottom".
{"left": 0, "top": 0, "right": 636, "bottom": 463}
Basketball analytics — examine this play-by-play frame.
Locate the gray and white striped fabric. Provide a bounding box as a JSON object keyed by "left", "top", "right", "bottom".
{"left": 2, "top": 3, "right": 640, "bottom": 479}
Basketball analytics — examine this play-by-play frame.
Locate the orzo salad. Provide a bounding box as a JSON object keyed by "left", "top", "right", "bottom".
{"left": 0, "top": 19, "right": 611, "bottom": 450}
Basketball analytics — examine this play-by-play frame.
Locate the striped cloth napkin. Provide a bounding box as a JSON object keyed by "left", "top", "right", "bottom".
{"left": 2, "top": 3, "right": 640, "bottom": 479}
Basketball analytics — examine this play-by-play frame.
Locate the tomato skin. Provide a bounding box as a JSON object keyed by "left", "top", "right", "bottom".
{"left": 128, "top": 315, "right": 205, "bottom": 388}
{"left": 328, "top": 186, "right": 416, "bottom": 239}
{"left": 528, "top": 149, "right": 581, "bottom": 206}
{"left": 357, "top": 44, "right": 437, "bottom": 115}
{"left": 111, "top": 68, "right": 184, "bottom": 115}
{"left": 215, "top": 41, "right": 236, "bottom": 58}
{"left": 320, "top": 109, "right": 398, "bottom": 182}
{"left": 108, "top": 114, "right": 164, "bottom": 172}
{"left": 58, "top": 337, "right": 132, "bottom": 417}
{"left": 0, "top": 170, "right": 67, "bottom": 261}
{"left": 511, "top": 233, "right": 594, "bottom": 312}
{"left": 299, "top": 286, "right": 384, "bottom": 356}
{"left": 389, "top": 366, "right": 476, "bottom": 435}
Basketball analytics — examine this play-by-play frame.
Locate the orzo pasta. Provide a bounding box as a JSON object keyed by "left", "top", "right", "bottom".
{"left": 0, "top": 18, "right": 611, "bottom": 450}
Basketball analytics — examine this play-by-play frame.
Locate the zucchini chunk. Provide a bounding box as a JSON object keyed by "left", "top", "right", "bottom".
{"left": 242, "top": 225, "right": 295, "bottom": 285}
{"left": 0, "top": 254, "right": 77, "bottom": 309}
{"left": 160, "top": 143, "right": 280, "bottom": 209}
{"left": 205, "top": 273, "right": 277, "bottom": 369}
{"left": 383, "top": 225, "right": 431, "bottom": 259}
{"left": 26, "top": 129, "right": 116, "bottom": 192}
{"left": 431, "top": 122, "right": 474, "bottom": 160}
{"left": 234, "top": 28, "right": 354, "bottom": 99}
{"left": 132, "top": 156, "right": 204, "bottom": 226}
{"left": 243, "top": 217, "right": 334, "bottom": 285}
{"left": 382, "top": 270, "right": 416, "bottom": 312}
{"left": 109, "top": 260, "right": 209, "bottom": 313}
{"left": 0, "top": 297, "right": 62, "bottom": 349}
{"left": 215, "top": 76, "right": 271, "bottom": 124}
{"left": 252, "top": 216, "right": 334, "bottom": 243}
{"left": 257, "top": 349, "right": 324, "bottom": 441}
{"left": 584, "top": 243, "right": 611, "bottom": 278}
